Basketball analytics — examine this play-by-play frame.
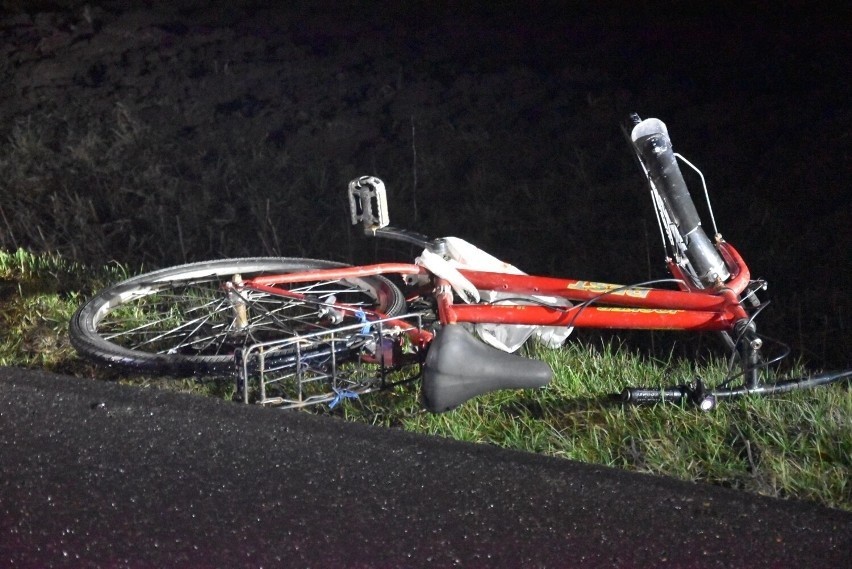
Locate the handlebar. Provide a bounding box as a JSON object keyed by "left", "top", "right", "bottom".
{"left": 629, "top": 116, "right": 731, "bottom": 287}
{"left": 621, "top": 369, "right": 852, "bottom": 409}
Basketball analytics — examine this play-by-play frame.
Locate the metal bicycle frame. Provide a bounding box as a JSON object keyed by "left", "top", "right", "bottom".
{"left": 240, "top": 240, "right": 752, "bottom": 341}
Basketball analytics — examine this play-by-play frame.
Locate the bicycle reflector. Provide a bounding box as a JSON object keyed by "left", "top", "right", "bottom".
{"left": 348, "top": 176, "right": 390, "bottom": 233}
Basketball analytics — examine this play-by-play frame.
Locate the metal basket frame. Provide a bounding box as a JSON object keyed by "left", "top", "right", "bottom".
{"left": 235, "top": 313, "right": 426, "bottom": 409}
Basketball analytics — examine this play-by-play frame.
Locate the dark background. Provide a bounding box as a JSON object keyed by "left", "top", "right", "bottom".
{"left": 1, "top": 1, "right": 849, "bottom": 367}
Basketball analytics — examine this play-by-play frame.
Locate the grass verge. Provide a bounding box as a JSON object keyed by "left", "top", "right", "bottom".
{"left": 2, "top": 249, "right": 849, "bottom": 511}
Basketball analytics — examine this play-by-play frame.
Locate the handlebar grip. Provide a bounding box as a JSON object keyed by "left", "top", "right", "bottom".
{"left": 630, "top": 117, "right": 730, "bottom": 285}
{"left": 631, "top": 119, "right": 702, "bottom": 233}
{"left": 621, "top": 386, "right": 690, "bottom": 404}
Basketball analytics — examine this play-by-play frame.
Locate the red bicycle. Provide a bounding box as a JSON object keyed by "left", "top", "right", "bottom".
{"left": 70, "top": 114, "right": 850, "bottom": 411}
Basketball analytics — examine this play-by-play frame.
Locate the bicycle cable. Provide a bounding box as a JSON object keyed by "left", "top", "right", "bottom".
{"left": 481, "top": 279, "right": 810, "bottom": 396}
{"left": 715, "top": 332, "right": 791, "bottom": 391}
{"left": 563, "top": 278, "right": 687, "bottom": 330}
{"left": 720, "top": 300, "right": 773, "bottom": 386}
{"left": 480, "top": 278, "right": 687, "bottom": 331}
{"left": 486, "top": 279, "right": 801, "bottom": 397}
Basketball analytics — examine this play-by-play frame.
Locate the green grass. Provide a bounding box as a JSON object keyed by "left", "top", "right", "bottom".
{"left": 347, "top": 341, "right": 851, "bottom": 510}
{"left": 2, "top": 249, "right": 849, "bottom": 511}
{"left": 0, "top": 249, "right": 229, "bottom": 395}
{"left": 0, "top": 249, "right": 85, "bottom": 370}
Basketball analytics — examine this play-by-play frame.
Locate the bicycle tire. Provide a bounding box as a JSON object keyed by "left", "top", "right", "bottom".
{"left": 70, "top": 257, "right": 406, "bottom": 376}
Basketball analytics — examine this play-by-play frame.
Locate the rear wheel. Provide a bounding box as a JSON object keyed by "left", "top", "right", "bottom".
{"left": 70, "top": 258, "right": 406, "bottom": 376}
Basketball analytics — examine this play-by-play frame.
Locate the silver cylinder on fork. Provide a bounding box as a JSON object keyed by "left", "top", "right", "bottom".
{"left": 681, "top": 227, "right": 730, "bottom": 285}
{"left": 630, "top": 118, "right": 731, "bottom": 286}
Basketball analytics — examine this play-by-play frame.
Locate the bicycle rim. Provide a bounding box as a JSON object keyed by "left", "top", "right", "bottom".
{"left": 70, "top": 257, "right": 406, "bottom": 376}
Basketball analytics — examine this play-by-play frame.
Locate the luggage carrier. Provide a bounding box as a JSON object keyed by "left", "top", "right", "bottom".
{"left": 234, "top": 313, "right": 426, "bottom": 408}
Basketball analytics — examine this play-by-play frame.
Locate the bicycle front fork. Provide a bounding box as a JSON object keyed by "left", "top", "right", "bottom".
{"left": 734, "top": 319, "right": 763, "bottom": 389}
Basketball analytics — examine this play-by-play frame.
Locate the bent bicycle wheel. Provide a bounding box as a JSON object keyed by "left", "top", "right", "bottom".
{"left": 70, "top": 258, "right": 406, "bottom": 376}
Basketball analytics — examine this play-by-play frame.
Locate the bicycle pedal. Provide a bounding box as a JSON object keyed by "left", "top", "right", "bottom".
{"left": 348, "top": 176, "right": 390, "bottom": 232}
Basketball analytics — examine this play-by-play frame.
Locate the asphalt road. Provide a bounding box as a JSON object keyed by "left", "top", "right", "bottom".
{"left": 1, "top": 367, "right": 849, "bottom": 567}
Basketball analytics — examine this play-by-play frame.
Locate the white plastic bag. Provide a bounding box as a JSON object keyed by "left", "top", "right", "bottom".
{"left": 416, "top": 237, "right": 572, "bottom": 352}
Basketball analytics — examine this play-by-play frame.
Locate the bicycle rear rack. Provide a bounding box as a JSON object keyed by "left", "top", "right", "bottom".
{"left": 235, "top": 314, "right": 425, "bottom": 409}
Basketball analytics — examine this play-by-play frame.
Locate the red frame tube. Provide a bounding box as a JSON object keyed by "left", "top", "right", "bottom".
{"left": 241, "top": 241, "right": 751, "bottom": 335}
